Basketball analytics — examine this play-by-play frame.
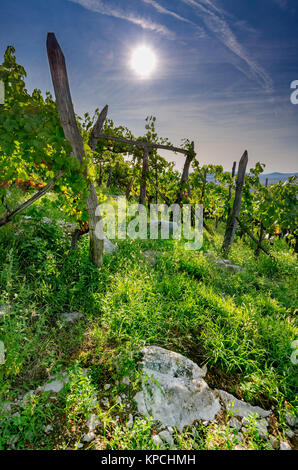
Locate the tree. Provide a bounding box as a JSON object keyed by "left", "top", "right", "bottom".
{"left": 0, "top": 45, "right": 86, "bottom": 227}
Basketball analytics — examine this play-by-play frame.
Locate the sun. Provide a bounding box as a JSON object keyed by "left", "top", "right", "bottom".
{"left": 131, "top": 46, "right": 157, "bottom": 79}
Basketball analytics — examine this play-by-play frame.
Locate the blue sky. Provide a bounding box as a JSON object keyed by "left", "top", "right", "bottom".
{"left": 1, "top": 0, "right": 297, "bottom": 172}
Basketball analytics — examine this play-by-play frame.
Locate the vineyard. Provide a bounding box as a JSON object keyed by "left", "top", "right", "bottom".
{"left": 0, "top": 35, "right": 297, "bottom": 451}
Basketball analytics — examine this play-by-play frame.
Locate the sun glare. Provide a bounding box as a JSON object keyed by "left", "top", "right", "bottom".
{"left": 131, "top": 46, "right": 157, "bottom": 79}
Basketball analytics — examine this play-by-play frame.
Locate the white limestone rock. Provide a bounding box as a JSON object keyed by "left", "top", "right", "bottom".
{"left": 228, "top": 417, "right": 242, "bottom": 431}
{"left": 127, "top": 414, "right": 134, "bottom": 429}
{"left": 60, "top": 312, "right": 83, "bottom": 325}
{"left": 134, "top": 346, "right": 220, "bottom": 432}
{"left": 159, "top": 430, "right": 174, "bottom": 447}
{"left": 0, "top": 304, "right": 9, "bottom": 318}
{"left": 104, "top": 237, "right": 118, "bottom": 254}
{"left": 280, "top": 441, "right": 292, "bottom": 450}
{"left": 215, "top": 389, "right": 271, "bottom": 419}
{"left": 0, "top": 341, "right": 5, "bottom": 365}
{"left": 143, "top": 250, "right": 161, "bottom": 265}
{"left": 285, "top": 413, "right": 297, "bottom": 428}
{"left": 83, "top": 432, "right": 95, "bottom": 443}
{"left": 38, "top": 372, "right": 69, "bottom": 394}
{"left": 269, "top": 435, "right": 279, "bottom": 450}
{"left": 86, "top": 414, "right": 100, "bottom": 432}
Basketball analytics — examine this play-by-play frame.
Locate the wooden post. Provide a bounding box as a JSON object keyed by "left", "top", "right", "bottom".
{"left": 181, "top": 142, "right": 194, "bottom": 186}
{"left": 177, "top": 141, "right": 195, "bottom": 203}
{"left": 236, "top": 217, "right": 272, "bottom": 258}
{"left": 256, "top": 177, "right": 268, "bottom": 256}
{"left": 155, "top": 164, "right": 158, "bottom": 204}
{"left": 200, "top": 168, "right": 208, "bottom": 204}
{"left": 222, "top": 151, "right": 248, "bottom": 256}
{"left": 89, "top": 105, "right": 108, "bottom": 153}
{"left": 139, "top": 146, "right": 149, "bottom": 205}
{"left": 47, "top": 32, "right": 104, "bottom": 267}
{"left": 228, "top": 161, "right": 237, "bottom": 202}
{"left": 0, "top": 171, "right": 64, "bottom": 227}
{"left": 107, "top": 166, "right": 113, "bottom": 187}
{"left": 126, "top": 176, "right": 134, "bottom": 200}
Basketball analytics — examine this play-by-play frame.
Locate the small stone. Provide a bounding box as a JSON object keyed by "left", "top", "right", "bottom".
{"left": 234, "top": 445, "right": 245, "bottom": 450}
{"left": 0, "top": 341, "right": 5, "bottom": 365}
{"left": 167, "top": 426, "right": 174, "bottom": 434}
{"left": 228, "top": 417, "right": 242, "bottom": 431}
{"left": 143, "top": 250, "right": 161, "bottom": 265}
{"left": 285, "top": 429, "right": 294, "bottom": 439}
{"left": 202, "top": 421, "right": 209, "bottom": 426}
{"left": 60, "top": 312, "right": 83, "bottom": 325}
{"left": 214, "top": 260, "right": 226, "bottom": 266}
{"left": 215, "top": 390, "right": 271, "bottom": 419}
{"left": 0, "top": 304, "right": 9, "bottom": 317}
{"left": 86, "top": 414, "right": 100, "bottom": 432}
{"left": 159, "top": 430, "right": 174, "bottom": 447}
{"left": 21, "top": 390, "right": 35, "bottom": 404}
{"left": 90, "top": 394, "right": 98, "bottom": 408}
{"left": 235, "top": 432, "right": 244, "bottom": 443}
{"left": 1, "top": 402, "right": 12, "bottom": 412}
{"left": 256, "top": 420, "right": 268, "bottom": 440}
{"left": 104, "top": 237, "right": 118, "bottom": 255}
{"left": 127, "top": 414, "right": 134, "bottom": 429}
{"left": 38, "top": 373, "right": 69, "bottom": 394}
{"left": 122, "top": 377, "right": 130, "bottom": 385}
{"left": 269, "top": 435, "right": 279, "bottom": 450}
{"left": 285, "top": 413, "right": 297, "bottom": 428}
{"left": 77, "top": 443, "right": 84, "bottom": 449}
{"left": 226, "top": 264, "right": 242, "bottom": 272}
{"left": 44, "top": 425, "right": 53, "bottom": 433}
{"left": 152, "top": 435, "right": 163, "bottom": 448}
{"left": 104, "top": 384, "right": 111, "bottom": 390}
{"left": 83, "top": 432, "right": 95, "bottom": 443}
{"left": 280, "top": 441, "right": 292, "bottom": 450}
{"left": 8, "top": 435, "right": 18, "bottom": 449}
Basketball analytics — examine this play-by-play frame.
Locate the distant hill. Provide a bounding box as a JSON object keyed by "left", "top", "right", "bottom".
{"left": 206, "top": 172, "right": 298, "bottom": 185}
{"left": 259, "top": 172, "right": 298, "bottom": 185}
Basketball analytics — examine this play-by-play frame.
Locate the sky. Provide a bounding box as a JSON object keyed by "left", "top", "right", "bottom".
{"left": 1, "top": 0, "right": 297, "bottom": 173}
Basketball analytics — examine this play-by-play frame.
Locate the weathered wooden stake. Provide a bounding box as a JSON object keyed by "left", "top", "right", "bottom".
{"left": 256, "top": 177, "right": 268, "bottom": 256}
{"left": 236, "top": 217, "right": 273, "bottom": 258}
{"left": 139, "top": 146, "right": 149, "bottom": 205}
{"left": 222, "top": 151, "right": 248, "bottom": 256}
{"left": 228, "top": 161, "right": 237, "bottom": 202}
{"left": 200, "top": 168, "right": 208, "bottom": 204}
{"left": 47, "top": 32, "right": 104, "bottom": 267}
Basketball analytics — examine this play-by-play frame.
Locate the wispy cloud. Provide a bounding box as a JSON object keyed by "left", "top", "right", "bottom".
{"left": 142, "top": 0, "right": 205, "bottom": 36}
{"left": 181, "top": 0, "right": 273, "bottom": 91}
{"left": 68, "top": 0, "right": 175, "bottom": 39}
{"left": 142, "top": 0, "right": 193, "bottom": 24}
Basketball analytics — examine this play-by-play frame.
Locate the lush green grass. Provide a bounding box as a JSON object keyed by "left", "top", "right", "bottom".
{"left": 0, "top": 199, "right": 297, "bottom": 449}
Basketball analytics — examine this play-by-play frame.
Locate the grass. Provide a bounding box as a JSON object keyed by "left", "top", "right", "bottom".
{"left": 0, "top": 196, "right": 297, "bottom": 450}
